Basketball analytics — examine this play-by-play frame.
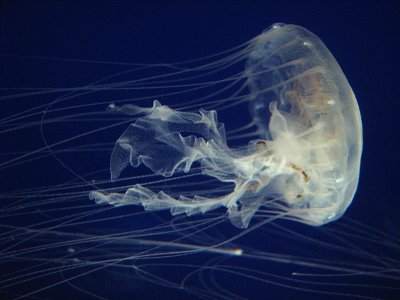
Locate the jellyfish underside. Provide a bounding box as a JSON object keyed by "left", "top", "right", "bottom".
{"left": 90, "top": 24, "right": 362, "bottom": 229}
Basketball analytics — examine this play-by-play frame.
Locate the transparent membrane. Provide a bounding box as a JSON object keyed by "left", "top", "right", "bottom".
{"left": 0, "top": 24, "right": 398, "bottom": 300}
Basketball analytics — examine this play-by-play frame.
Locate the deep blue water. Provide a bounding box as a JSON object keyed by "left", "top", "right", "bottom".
{"left": 1, "top": 1, "right": 399, "bottom": 300}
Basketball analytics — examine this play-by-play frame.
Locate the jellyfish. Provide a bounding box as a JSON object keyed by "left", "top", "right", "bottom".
{"left": 0, "top": 24, "right": 398, "bottom": 300}
{"left": 89, "top": 23, "right": 363, "bottom": 229}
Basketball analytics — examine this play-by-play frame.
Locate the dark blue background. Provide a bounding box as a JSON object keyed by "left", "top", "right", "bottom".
{"left": 1, "top": 1, "right": 399, "bottom": 299}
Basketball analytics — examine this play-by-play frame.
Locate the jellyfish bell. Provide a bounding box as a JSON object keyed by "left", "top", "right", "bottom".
{"left": 90, "top": 23, "right": 363, "bottom": 229}
{"left": 1, "top": 23, "right": 398, "bottom": 300}
{"left": 247, "top": 23, "right": 363, "bottom": 225}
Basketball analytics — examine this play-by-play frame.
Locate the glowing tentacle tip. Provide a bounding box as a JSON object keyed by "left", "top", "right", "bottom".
{"left": 231, "top": 248, "right": 243, "bottom": 256}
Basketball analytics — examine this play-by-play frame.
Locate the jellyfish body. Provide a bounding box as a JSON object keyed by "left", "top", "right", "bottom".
{"left": 90, "top": 23, "right": 362, "bottom": 229}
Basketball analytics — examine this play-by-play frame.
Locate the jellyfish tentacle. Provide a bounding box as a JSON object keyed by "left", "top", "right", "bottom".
{"left": 109, "top": 100, "right": 227, "bottom": 180}
{"left": 90, "top": 101, "right": 290, "bottom": 228}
